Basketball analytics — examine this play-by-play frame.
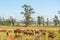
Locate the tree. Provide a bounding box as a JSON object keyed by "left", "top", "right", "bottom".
{"left": 5, "top": 19, "right": 11, "bottom": 25}
{"left": 37, "top": 16, "right": 42, "bottom": 26}
{"left": 41, "top": 17, "right": 45, "bottom": 26}
{"left": 58, "top": 20, "right": 60, "bottom": 26}
{"left": 58, "top": 11, "right": 60, "bottom": 14}
{"left": 46, "top": 18, "right": 49, "bottom": 26}
{"left": 58, "top": 11, "right": 60, "bottom": 26}
{"left": 0, "top": 17, "right": 7, "bottom": 25}
{"left": 21, "top": 4, "right": 34, "bottom": 27}
{"left": 53, "top": 15, "right": 59, "bottom": 26}
{"left": 0, "top": 17, "right": 3, "bottom": 25}
{"left": 37, "top": 16, "right": 45, "bottom": 26}
{"left": 9, "top": 16, "right": 16, "bottom": 25}
{"left": 2, "top": 17, "right": 6, "bottom": 25}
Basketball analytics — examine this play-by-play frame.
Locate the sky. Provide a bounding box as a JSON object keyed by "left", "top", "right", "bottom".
{"left": 0, "top": 0, "right": 60, "bottom": 21}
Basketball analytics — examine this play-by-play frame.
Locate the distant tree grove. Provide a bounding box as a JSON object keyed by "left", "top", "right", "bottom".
{"left": 0, "top": 4, "right": 60, "bottom": 27}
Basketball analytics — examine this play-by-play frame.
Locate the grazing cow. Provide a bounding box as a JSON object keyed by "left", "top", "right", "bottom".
{"left": 26, "top": 29, "right": 30, "bottom": 31}
{"left": 14, "top": 29, "right": 24, "bottom": 33}
{"left": 34, "top": 34, "right": 40, "bottom": 40}
{"left": 24, "top": 30, "right": 34, "bottom": 36}
{"left": 6, "top": 30, "right": 12, "bottom": 36}
{"left": 28, "top": 31, "right": 34, "bottom": 35}
{"left": 34, "top": 29, "right": 40, "bottom": 34}
{"left": 9, "top": 35, "right": 14, "bottom": 40}
{"left": 6, "top": 32, "right": 9, "bottom": 36}
{"left": 0, "top": 29, "right": 6, "bottom": 32}
{"left": 40, "top": 30, "right": 46, "bottom": 35}
{"left": 14, "top": 30, "right": 17, "bottom": 33}
{"left": 48, "top": 32, "right": 56, "bottom": 39}
{"left": 58, "top": 30, "right": 60, "bottom": 34}
{"left": 14, "top": 33, "right": 23, "bottom": 39}
{"left": 14, "top": 29, "right": 20, "bottom": 33}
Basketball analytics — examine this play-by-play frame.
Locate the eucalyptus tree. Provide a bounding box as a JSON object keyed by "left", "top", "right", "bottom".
{"left": 37, "top": 16, "right": 42, "bottom": 26}
{"left": 41, "top": 17, "right": 45, "bottom": 26}
{"left": 21, "top": 4, "right": 34, "bottom": 27}
{"left": 53, "top": 15, "right": 59, "bottom": 26}
{"left": 5, "top": 19, "right": 11, "bottom": 25}
{"left": 9, "top": 16, "right": 16, "bottom": 25}
{"left": 46, "top": 18, "right": 49, "bottom": 26}
{"left": 37, "top": 16, "right": 45, "bottom": 26}
{"left": 58, "top": 11, "right": 60, "bottom": 26}
{"left": 0, "top": 17, "right": 3, "bottom": 25}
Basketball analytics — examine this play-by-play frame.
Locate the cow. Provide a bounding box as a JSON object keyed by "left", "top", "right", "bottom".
{"left": 14, "top": 33, "right": 23, "bottom": 39}
{"left": 9, "top": 35, "right": 14, "bottom": 40}
{"left": 58, "top": 30, "right": 60, "bottom": 34}
{"left": 24, "top": 30, "right": 34, "bottom": 36}
{"left": 14, "top": 29, "right": 24, "bottom": 33}
{"left": 39, "top": 29, "right": 46, "bottom": 35}
{"left": 34, "top": 34, "right": 40, "bottom": 40}
{"left": 34, "top": 29, "right": 40, "bottom": 34}
{"left": 48, "top": 32, "right": 56, "bottom": 40}
{"left": 0, "top": 29, "right": 6, "bottom": 32}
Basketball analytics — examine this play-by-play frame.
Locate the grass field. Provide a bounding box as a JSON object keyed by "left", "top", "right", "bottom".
{"left": 0, "top": 25, "right": 60, "bottom": 29}
{"left": 0, "top": 26, "right": 60, "bottom": 40}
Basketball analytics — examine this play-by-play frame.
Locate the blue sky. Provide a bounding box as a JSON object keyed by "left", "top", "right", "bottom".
{"left": 0, "top": 0, "right": 60, "bottom": 20}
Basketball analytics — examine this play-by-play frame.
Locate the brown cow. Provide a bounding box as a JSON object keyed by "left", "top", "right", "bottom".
{"left": 24, "top": 30, "right": 34, "bottom": 36}
{"left": 58, "top": 30, "right": 60, "bottom": 34}
{"left": 9, "top": 35, "right": 14, "bottom": 40}
{"left": 14, "top": 33, "right": 23, "bottom": 39}
{"left": 34, "top": 29, "right": 40, "bottom": 34}
{"left": 14, "top": 29, "right": 24, "bottom": 33}
{"left": 34, "top": 34, "right": 40, "bottom": 40}
{"left": 48, "top": 32, "right": 56, "bottom": 40}
{"left": 40, "top": 29, "right": 46, "bottom": 35}
{"left": 0, "top": 29, "right": 6, "bottom": 32}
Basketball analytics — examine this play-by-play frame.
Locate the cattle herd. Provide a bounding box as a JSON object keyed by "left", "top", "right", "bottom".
{"left": 0, "top": 28, "right": 60, "bottom": 40}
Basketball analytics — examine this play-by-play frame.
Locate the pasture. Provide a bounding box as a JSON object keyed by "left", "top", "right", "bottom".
{"left": 0, "top": 26, "right": 60, "bottom": 40}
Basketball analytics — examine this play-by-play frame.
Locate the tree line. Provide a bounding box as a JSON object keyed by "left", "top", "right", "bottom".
{"left": 0, "top": 4, "right": 60, "bottom": 27}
